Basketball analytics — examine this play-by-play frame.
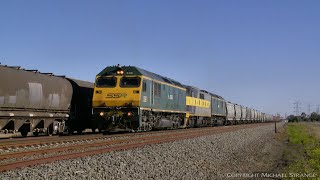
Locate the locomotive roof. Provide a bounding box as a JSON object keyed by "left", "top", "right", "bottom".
{"left": 208, "top": 93, "right": 225, "bottom": 100}
{"left": 199, "top": 89, "right": 225, "bottom": 100}
{"left": 184, "top": 85, "right": 225, "bottom": 100}
{"left": 184, "top": 85, "right": 199, "bottom": 91}
{"left": 98, "top": 66, "right": 185, "bottom": 88}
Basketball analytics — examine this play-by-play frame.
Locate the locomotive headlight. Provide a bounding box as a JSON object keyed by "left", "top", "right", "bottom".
{"left": 116, "top": 70, "right": 124, "bottom": 75}
{"left": 99, "top": 112, "right": 104, "bottom": 116}
{"left": 127, "top": 112, "right": 132, "bottom": 116}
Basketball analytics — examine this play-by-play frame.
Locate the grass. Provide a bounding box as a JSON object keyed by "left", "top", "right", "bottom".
{"left": 284, "top": 123, "right": 320, "bottom": 178}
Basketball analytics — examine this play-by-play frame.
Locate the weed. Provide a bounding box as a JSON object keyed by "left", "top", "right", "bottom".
{"left": 283, "top": 123, "right": 320, "bottom": 178}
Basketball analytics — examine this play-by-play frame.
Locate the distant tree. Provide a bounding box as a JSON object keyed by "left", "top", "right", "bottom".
{"left": 310, "top": 112, "right": 320, "bottom": 122}
{"left": 301, "top": 112, "right": 307, "bottom": 121}
{"left": 287, "top": 115, "right": 295, "bottom": 122}
{"left": 287, "top": 115, "right": 300, "bottom": 122}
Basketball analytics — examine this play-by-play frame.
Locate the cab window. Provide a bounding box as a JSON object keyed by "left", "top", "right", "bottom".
{"left": 120, "top": 77, "right": 141, "bottom": 87}
{"left": 96, "top": 77, "right": 117, "bottom": 87}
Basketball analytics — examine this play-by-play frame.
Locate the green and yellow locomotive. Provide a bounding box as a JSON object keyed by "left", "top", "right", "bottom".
{"left": 92, "top": 65, "right": 187, "bottom": 132}
{"left": 92, "top": 65, "right": 269, "bottom": 133}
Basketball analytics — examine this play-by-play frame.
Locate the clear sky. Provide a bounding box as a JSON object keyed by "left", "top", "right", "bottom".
{"left": 1, "top": 0, "right": 319, "bottom": 116}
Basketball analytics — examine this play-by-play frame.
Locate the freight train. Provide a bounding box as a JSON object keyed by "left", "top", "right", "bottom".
{"left": 92, "top": 65, "right": 274, "bottom": 133}
{"left": 0, "top": 64, "right": 273, "bottom": 137}
{"left": 0, "top": 65, "right": 94, "bottom": 137}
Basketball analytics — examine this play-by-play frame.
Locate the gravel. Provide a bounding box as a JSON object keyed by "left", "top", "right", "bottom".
{"left": 0, "top": 123, "right": 284, "bottom": 180}
{"left": 0, "top": 133, "right": 161, "bottom": 154}
{"left": 0, "top": 130, "right": 201, "bottom": 154}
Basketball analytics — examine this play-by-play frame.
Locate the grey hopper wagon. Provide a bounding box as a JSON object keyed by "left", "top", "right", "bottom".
{"left": 0, "top": 65, "right": 94, "bottom": 137}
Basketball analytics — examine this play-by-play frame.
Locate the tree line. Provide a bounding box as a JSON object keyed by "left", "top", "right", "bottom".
{"left": 287, "top": 112, "right": 320, "bottom": 122}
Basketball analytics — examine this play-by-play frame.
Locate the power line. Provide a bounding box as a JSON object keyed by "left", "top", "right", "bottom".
{"left": 293, "top": 100, "right": 302, "bottom": 116}
{"left": 307, "top": 104, "right": 313, "bottom": 115}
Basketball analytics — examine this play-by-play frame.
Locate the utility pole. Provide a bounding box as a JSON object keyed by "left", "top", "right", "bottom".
{"left": 317, "top": 105, "right": 320, "bottom": 114}
{"left": 308, "top": 104, "right": 312, "bottom": 115}
{"left": 293, "top": 101, "right": 302, "bottom": 116}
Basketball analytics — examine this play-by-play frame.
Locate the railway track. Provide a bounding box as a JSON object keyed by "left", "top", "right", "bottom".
{"left": 0, "top": 123, "right": 271, "bottom": 172}
{"left": 0, "top": 134, "right": 103, "bottom": 150}
{"left": 0, "top": 129, "right": 198, "bottom": 150}
{"left": 0, "top": 125, "right": 236, "bottom": 150}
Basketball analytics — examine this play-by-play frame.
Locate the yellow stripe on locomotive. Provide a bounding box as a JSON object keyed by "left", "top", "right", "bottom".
{"left": 186, "top": 96, "right": 210, "bottom": 108}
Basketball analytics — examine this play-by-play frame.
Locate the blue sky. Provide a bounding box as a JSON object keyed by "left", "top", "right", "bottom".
{"left": 1, "top": 0, "right": 319, "bottom": 116}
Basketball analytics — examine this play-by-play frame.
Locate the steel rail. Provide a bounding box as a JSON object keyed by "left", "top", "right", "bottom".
{"left": 0, "top": 123, "right": 270, "bottom": 172}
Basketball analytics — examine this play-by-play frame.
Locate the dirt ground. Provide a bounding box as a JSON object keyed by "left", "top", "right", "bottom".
{"left": 262, "top": 122, "right": 288, "bottom": 175}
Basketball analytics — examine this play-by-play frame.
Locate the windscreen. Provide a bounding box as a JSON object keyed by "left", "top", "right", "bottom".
{"left": 120, "top": 77, "right": 141, "bottom": 87}
{"left": 96, "top": 77, "right": 117, "bottom": 87}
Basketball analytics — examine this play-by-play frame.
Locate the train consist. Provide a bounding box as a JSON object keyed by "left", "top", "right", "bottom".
{"left": 0, "top": 65, "right": 94, "bottom": 137}
{"left": 0, "top": 64, "right": 273, "bottom": 137}
{"left": 92, "top": 65, "right": 274, "bottom": 133}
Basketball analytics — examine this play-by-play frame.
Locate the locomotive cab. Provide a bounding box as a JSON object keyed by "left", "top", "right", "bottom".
{"left": 92, "top": 65, "right": 142, "bottom": 131}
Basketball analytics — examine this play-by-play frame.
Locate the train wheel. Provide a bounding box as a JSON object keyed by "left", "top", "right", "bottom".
{"left": 224, "top": 120, "right": 228, "bottom": 126}
{"left": 47, "top": 124, "right": 54, "bottom": 136}
{"left": 103, "top": 131, "right": 110, "bottom": 135}
{"left": 148, "top": 124, "right": 153, "bottom": 131}
{"left": 77, "top": 129, "right": 83, "bottom": 135}
{"left": 33, "top": 132, "right": 39, "bottom": 136}
{"left": 21, "top": 130, "right": 28, "bottom": 137}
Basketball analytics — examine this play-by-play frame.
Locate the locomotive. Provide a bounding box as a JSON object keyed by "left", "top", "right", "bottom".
{"left": 0, "top": 65, "right": 94, "bottom": 137}
{"left": 92, "top": 65, "right": 186, "bottom": 132}
{"left": 92, "top": 65, "right": 273, "bottom": 133}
